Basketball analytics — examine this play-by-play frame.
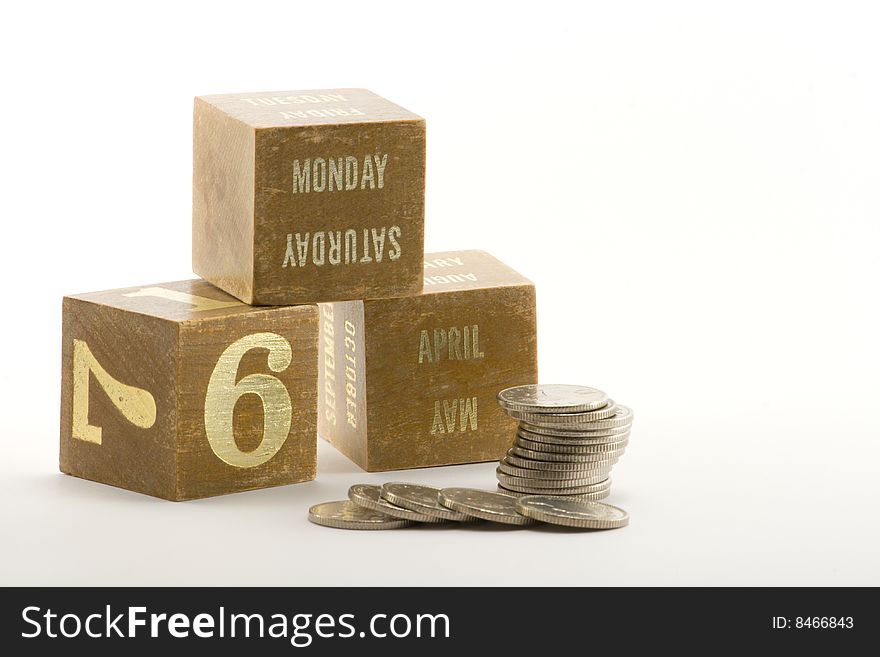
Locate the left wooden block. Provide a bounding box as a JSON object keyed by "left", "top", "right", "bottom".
{"left": 59, "top": 279, "right": 318, "bottom": 501}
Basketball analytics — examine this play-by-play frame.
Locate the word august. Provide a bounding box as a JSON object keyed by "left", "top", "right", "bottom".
{"left": 282, "top": 227, "right": 402, "bottom": 269}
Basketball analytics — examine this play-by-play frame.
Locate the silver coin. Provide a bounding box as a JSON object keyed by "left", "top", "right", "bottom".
{"left": 497, "top": 484, "right": 611, "bottom": 501}
{"left": 508, "top": 402, "right": 618, "bottom": 426}
{"left": 518, "top": 425, "right": 630, "bottom": 446}
{"left": 511, "top": 445, "right": 625, "bottom": 463}
{"left": 348, "top": 484, "right": 447, "bottom": 524}
{"left": 438, "top": 488, "right": 535, "bottom": 526}
{"left": 496, "top": 476, "right": 611, "bottom": 496}
{"left": 516, "top": 496, "right": 629, "bottom": 529}
{"left": 308, "top": 500, "right": 414, "bottom": 530}
{"left": 496, "top": 468, "right": 611, "bottom": 490}
{"left": 516, "top": 434, "right": 628, "bottom": 454}
{"left": 380, "top": 483, "right": 476, "bottom": 522}
{"left": 497, "top": 384, "right": 609, "bottom": 414}
{"left": 504, "top": 449, "right": 619, "bottom": 471}
{"left": 498, "top": 458, "right": 611, "bottom": 481}
{"left": 518, "top": 421, "right": 631, "bottom": 439}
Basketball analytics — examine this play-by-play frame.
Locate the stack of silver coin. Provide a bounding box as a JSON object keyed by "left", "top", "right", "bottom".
{"left": 495, "top": 384, "right": 632, "bottom": 500}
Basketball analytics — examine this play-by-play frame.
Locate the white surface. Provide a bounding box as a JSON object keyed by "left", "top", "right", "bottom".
{"left": 1, "top": 1, "right": 879, "bottom": 585}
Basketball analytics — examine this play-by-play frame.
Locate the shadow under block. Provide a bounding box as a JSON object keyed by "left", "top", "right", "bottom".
{"left": 59, "top": 280, "right": 318, "bottom": 501}
{"left": 318, "top": 250, "right": 538, "bottom": 471}
{"left": 193, "top": 88, "right": 426, "bottom": 305}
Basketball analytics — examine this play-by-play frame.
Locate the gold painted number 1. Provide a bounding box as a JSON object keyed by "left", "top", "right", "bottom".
{"left": 71, "top": 339, "right": 157, "bottom": 444}
{"left": 122, "top": 287, "right": 241, "bottom": 311}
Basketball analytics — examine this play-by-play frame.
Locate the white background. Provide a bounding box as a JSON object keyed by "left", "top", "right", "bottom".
{"left": 1, "top": 1, "right": 878, "bottom": 585}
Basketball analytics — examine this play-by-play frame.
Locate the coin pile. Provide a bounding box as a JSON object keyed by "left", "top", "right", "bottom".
{"left": 494, "top": 384, "right": 632, "bottom": 500}
{"left": 308, "top": 483, "right": 628, "bottom": 530}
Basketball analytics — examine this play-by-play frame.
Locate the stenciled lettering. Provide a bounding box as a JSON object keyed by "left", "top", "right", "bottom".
{"left": 418, "top": 325, "right": 485, "bottom": 363}
{"left": 430, "top": 398, "right": 478, "bottom": 434}
{"left": 320, "top": 304, "right": 337, "bottom": 427}
{"left": 282, "top": 226, "right": 401, "bottom": 270}
{"left": 291, "top": 154, "right": 388, "bottom": 194}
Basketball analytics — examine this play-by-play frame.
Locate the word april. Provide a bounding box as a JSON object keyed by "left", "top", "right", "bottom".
{"left": 418, "top": 325, "right": 485, "bottom": 363}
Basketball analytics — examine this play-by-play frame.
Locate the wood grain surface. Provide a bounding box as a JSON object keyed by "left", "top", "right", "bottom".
{"left": 193, "top": 88, "right": 425, "bottom": 305}
{"left": 318, "top": 251, "right": 538, "bottom": 471}
{"left": 60, "top": 279, "right": 318, "bottom": 500}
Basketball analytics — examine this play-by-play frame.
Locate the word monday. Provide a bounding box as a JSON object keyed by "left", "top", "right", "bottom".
{"left": 292, "top": 154, "right": 388, "bottom": 194}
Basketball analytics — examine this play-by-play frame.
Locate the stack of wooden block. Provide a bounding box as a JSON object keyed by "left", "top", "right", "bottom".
{"left": 60, "top": 89, "right": 538, "bottom": 501}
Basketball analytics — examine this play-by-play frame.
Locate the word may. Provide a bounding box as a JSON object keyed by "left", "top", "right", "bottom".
{"left": 418, "top": 325, "right": 485, "bottom": 363}
{"left": 282, "top": 227, "right": 402, "bottom": 268}
{"left": 293, "top": 155, "right": 388, "bottom": 193}
{"left": 431, "top": 398, "right": 478, "bottom": 434}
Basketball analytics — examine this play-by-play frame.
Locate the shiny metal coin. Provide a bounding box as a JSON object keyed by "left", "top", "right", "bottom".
{"left": 348, "top": 484, "right": 446, "bottom": 523}
{"left": 308, "top": 500, "right": 414, "bottom": 530}
{"left": 438, "top": 488, "right": 535, "bottom": 526}
{"left": 516, "top": 496, "right": 629, "bottom": 529}
{"left": 496, "top": 476, "right": 611, "bottom": 496}
{"left": 511, "top": 445, "right": 625, "bottom": 463}
{"left": 515, "top": 434, "right": 628, "bottom": 454}
{"left": 518, "top": 421, "right": 631, "bottom": 439}
{"left": 504, "top": 448, "right": 619, "bottom": 470}
{"left": 497, "top": 484, "right": 610, "bottom": 501}
{"left": 498, "top": 458, "right": 611, "bottom": 482}
{"left": 518, "top": 425, "right": 630, "bottom": 445}
{"left": 380, "top": 483, "right": 476, "bottom": 522}
{"left": 497, "top": 384, "right": 609, "bottom": 414}
{"left": 508, "top": 402, "right": 618, "bottom": 426}
{"left": 496, "top": 468, "right": 610, "bottom": 490}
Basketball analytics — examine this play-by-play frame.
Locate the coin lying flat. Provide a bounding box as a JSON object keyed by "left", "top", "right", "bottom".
{"left": 348, "top": 484, "right": 446, "bottom": 524}
{"left": 380, "top": 483, "right": 476, "bottom": 522}
{"left": 518, "top": 426, "right": 630, "bottom": 446}
{"left": 497, "top": 484, "right": 611, "bottom": 501}
{"left": 497, "top": 384, "right": 610, "bottom": 414}
{"left": 496, "top": 468, "right": 610, "bottom": 490}
{"left": 518, "top": 421, "right": 631, "bottom": 439}
{"left": 516, "top": 496, "right": 629, "bottom": 529}
{"left": 498, "top": 458, "right": 611, "bottom": 481}
{"left": 438, "top": 488, "right": 535, "bottom": 526}
{"left": 551, "top": 405, "right": 632, "bottom": 430}
{"left": 504, "top": 450, "right": 619, "bottom": 472}
{"left": 497, "top": 476, "right": 611, "bottom": 496}
{"left": 308, "top": 500, "right": 414, "bottom": 530}
{"left": 515, "top": 435, "right": 628, "bottom": 454}
{"left": 511, "top": 445, "right": 625, "bottom": 463}
{"left": 508, "top": 403, "right": 618, "bottom": 426}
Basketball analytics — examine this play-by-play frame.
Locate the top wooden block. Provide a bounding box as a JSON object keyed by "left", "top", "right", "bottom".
{"left": 193, "top": 88, "right": 426, "bottom": 306}
{"left": 198, "top": 88, "right": 422, "bottom": 128}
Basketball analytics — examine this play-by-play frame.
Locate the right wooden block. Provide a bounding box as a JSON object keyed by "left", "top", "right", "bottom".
{"left": 318, "top": 250, "right": 538, "bottom": 471}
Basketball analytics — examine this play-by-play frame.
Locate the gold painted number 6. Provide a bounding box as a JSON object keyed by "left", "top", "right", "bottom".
{"left": 204, "top": 332, "right": 293, "bottom": 468}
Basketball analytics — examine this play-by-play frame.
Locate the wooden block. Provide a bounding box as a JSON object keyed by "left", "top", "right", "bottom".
{"left": 59, "top": 280, "right": 318, "bottom": 500}
{"left": 193, "top": 88, "right": 426, "bottom": 305}
{"left": 318, "top": 250, "right": 538, "bottom": 471}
